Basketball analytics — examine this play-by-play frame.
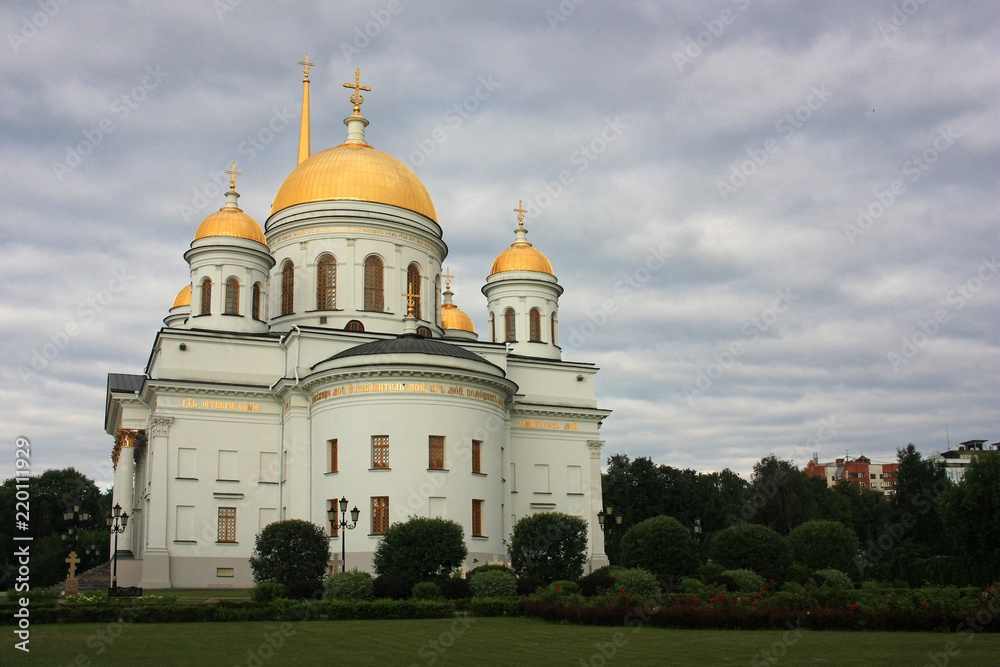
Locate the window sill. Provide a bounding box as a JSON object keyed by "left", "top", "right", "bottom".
{"left": 368, "top": 534, "right": 385, "bottom": 538}
{"left": 369, "top": 468, "right": 392, "bottom": 471}
{"left": 472, "top": 472, "right": 487, "bottom": 477}
{"left": 216, "top": 479, "right": 240, "bottom": 483}
{"left": 175, "top": 477, "right": 198, "bottom": 481}
{"left": 427, "top": 468, "right": 449, "bottom": 472}
{"left": 222, "top": 313, "right": 242, "bottom": 317}
{"left": 258, "top": 481, "right": 278, "bottom": 485}
{"left": 216, "top": 541, "right": 239, "bottom": 545}
{"left": 567, "top": 492, "right": 585, "bottom": 496}
{"left": 471, "top": 535, "right": 488, "bottom": 540}
{"left": 324, "top": 471, "right": 339, "bottom": 476}
{"left": 173, "top": 540, "right": 196, "bottom": 544}
{"left": 533, "top": 492, "right": 552, "bottom": 495}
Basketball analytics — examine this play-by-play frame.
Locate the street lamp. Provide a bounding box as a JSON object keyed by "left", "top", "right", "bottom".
{"left": 693, "top": 517, "right": 702, "bottom": 543}
{"left": 327, "top": 497, "right": 360, "bottom": 573}
{"left": 106, "top": 503, "right": 129, "bottom": 593}
{"left": 62, "top": 504, "right": 91, "bottom": 542}
{"left": 597, "top": 504, "right": 623, "bottom": 560}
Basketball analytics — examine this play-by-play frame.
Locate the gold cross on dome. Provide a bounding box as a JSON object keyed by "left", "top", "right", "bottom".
{"left": 343, "top": 68, "right": 372, "bottom": 114}
{"left": 402, "top": 287, "right": 419, "bottom": 318}
{"left": 443, "top": 267, "right": 454, "bottom": 291}
{"left": 299, "top": 53, "right": 315, "bottom": 79}
{"left": 513, "top": 200, "right": 528, "bottom": 228}
{"left": 225, "top": 161, "right": 242, "bottom": 191}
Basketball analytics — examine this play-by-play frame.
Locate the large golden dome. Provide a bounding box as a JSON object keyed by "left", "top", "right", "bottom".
{"left": 172, "top": 284, "right": 191, "bottom": 308}
{"left": 193, "top": 205, "right": 267, "bottom": 245}
{"left": 490, "top": 243, "right": 554, "bottom": 276}
{"left": 441, "top": 303, "right": 476, "bottom": 333}
{"left": 270, "top": 142, "right": 437, "bottom": 221}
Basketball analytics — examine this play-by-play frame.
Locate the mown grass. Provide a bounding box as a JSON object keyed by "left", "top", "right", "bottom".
{"left": 3, "top": 617, "right": 999, "bottom": 666}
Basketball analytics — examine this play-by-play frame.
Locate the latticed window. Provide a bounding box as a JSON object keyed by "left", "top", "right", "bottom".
{"left": 529, "top": 308, "right": 541, "bottom": 342}
{"left": 371, "top": 496, "right": 389, "bottom": 535}
{"left": 416, "top": 326, "right": 432, "bottom": 338}
{"left": 329, "top": 439, "right": 338, "bottom": 473}
{"left": 200, "top": 278, "right": 212, "bottom": 315}
{"left": 429, "top": 436, "right": 445, "bottom": 470}
{"left": 489, "top": 312, "right": 495, "bottom": 343}
{"left": 345, "top": 320, "right": 365, "bottom": 332}
{"left": 406, "top": 263, "right": 421, "bottom": 318}
{"left": 372, "top": 435, "right": 389, "bottom": 469}
{"left": 504, "top": 308, "right": 516, "bottom": 342}
{"left": 217, "top": 507, "right": 236, "bottom": 542}
{"left": 317, "top": 255, "right": 336, "bottom": 310}
{"left": 281, "top": 261, "right": 294, "bottom": 316}
{"left": 472, "top": 500, "right": 483, "bottom": 537}
{"left": 472, "top": 440, "right": 482, "bottom": 474}
{"left": 225, "top": 277, "right": 240, "bottom": 315}
{"left": 328, "top": 499, "right": 339, "bottom": 537}
{"left": 252, "top": 283, "right": 262, "bottom": 320}
{"left": 363, "top": 256, "right": 384, "bottom": 312}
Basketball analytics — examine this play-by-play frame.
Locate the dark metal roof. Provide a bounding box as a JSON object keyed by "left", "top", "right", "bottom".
{"left": 108, "top": 373, "right": 144, "bottom": 393}
{"left": 320, "top": 334, "right": 491, "bottom": 368}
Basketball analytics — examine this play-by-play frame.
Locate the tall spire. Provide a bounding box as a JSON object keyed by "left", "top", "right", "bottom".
{"left": 297, "top": 53, "right": 314, "bottom": 165}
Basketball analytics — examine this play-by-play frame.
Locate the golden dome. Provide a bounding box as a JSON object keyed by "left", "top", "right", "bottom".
{"left": 270, "top": 143, "right": 437, "bottom": 221}
{"left": 441, "top": 303, "right": 476, "bottom": 333}
{"left": 490, "top": 243, "right": 554, "bottom": 276}
{"left": 193, "top": 206, "right": 267, "bottom": 245}
{"left": 172, "top": 284, "right": 191, "bottom": 308}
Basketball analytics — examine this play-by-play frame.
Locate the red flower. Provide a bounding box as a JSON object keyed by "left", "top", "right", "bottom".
{"left": 693, "top": 597, "right": 699, "bottom": 602}
{"left": 755, "top": 593, "right": 760, "bottom": 598}
{"left": 555, "top": 584, "right": 562, "bottom": 590}
{"left": 762, "top": 584, "right": 768, "bottom": 590}
{"left": 718, "top": 594, "right": 724, "bottom": 600}
{"left": 850, "top": 604, "right": 858, "bottom": 610}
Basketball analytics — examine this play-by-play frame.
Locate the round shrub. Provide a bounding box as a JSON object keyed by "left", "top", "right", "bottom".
{"left": 438, "top": 577, "right": 472, "bottom": 600}
{"left": 470, "top": 569, "right": 517, "bottom": 598}
{"left": 550, "top": 580, "right": 581, "bottom": 595}
{"left": 516, "top": 575, "right": 546, "bottom": 596}
{"left": 468, "top": 564, "right": 513, "bottom": 580}
{"left": 579, "top": 571, "right": 615, "bottom": 597}
{"left": 251, "top": 582, "right": 285, "bottom": 603}
{"left": 610, "top": 567, "right": 661, "bottom": 602}
{"left": 323, "top": 570, "right": 374, "bottom": 602}
{"left": 412, "top": 581, "right": 444, "bottom": 600}
{"left": 788, "top": 520, "right": 859, "bottom": 574}
{"left": 372, "top": 517, "right": 467, "bottom": 585}
{"left": 508, "top": 512, "right": 588, "bottom": 583}
{"left": 709, "top": 523, "right": 790, "bottom": 576}
{"left": 619, "top": 516, "right": 699, "bottom": 580}
{"left": 373, "top": 572, "right": 412, "bottom": 600}
{"left": 249, "top": 519, "right": 330, "bottom": 587}
{"left": 719, "top": 569, "right": 764, "bottom": 593}
{"left": 812, "top": 568, "right": 854, "bottom": 590}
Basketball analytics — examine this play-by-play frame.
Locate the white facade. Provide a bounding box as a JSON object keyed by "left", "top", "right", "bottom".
{"left": 103, "top": 72, "right": 611, "bottom": 589}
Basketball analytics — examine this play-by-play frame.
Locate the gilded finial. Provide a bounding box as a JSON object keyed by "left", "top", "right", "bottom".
{"left": 225, "top": 161, "right": 242, "bottom": 191}
{"left": 402, "top": 287, "right": 419, "bottom": 318}
{"left": 343, "top": 68, "right": 372, "bottom": 115}
{"left": 443, "top": 267, "right": 454, "bottom": 291}
{"left": 299, "top": 53, "right": 315, "bottom": 80}
{"left": 513, "top": 200, "right": 528, "bottom": 229}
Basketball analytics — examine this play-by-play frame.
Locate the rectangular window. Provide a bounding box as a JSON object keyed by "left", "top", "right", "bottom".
{"left": 218, "top": 507, "right": 237, "bottom": 543}
{"left": 328, "top": 499, "right": 339, "bottom": 537}
{"left": 218, "top": 450, "right": 238, "bottom": 481}
{"left": 472, "top": 440, "right": 483, "bottom": 474}
{"left": 429, "top": 436, "right": 445, "bottom": 470}
{"left": 371, "top": 496, "right": 389, "bottom": 535}
{"left": 175, "top": 505, "right": 194, "bottom": 541}
{"left": 429, "top": 496, "right": 445, "bottom": 519}
{"left": 259, "top": 508, "right": 277, "bottom": 534}
{"left": 534, "top": 464, "right": 550, "bottom": 493}
{"left": 217, "top": 568, "right": 235, "bottom": 578}
{"left": 567, "top": 465, "right": 583, "bottom": 494}
{"left": 329, "top": 439, "right": 338, "bottom": 473}
{"left": 177, "top": 447, "right": 196, "bottom": 479}
{"left": 259, "top": 452, "right": 278, "bottom": 483}
{"left": 510, "top": 462, "right": 517, "bottom": 492}
{"left": 372, "top": 435, "right": 390, "bottom": 469}
{"left": 472, "top": 499, "right": 483, "bottom": 537}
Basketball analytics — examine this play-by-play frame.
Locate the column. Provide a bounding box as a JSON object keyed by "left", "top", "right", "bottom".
{"left": 141, "top": 416, "right": 173, "bottom": 588}
{"left": 587, "top": 439, "right": 609, "bottom": 571}
{"left": 111, "top": 430, "right": 137, "bottom": 555}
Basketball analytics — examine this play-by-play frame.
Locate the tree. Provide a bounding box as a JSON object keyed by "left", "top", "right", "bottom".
{"left": 249, "top": 519, "right": 329, "bottom": 587}
{"left": 747, "top": 455, "right": 821, "bottom": 534}
{"left": 372, "top": 516, "right": 467, "bottom": 585}
{"left": 507, "top": 512, "right": 588, "bottom": 583}
{"left": 788, "top": 519, "right": 859, "bottom": 575}
{"left": 891, "top": 444, "right": 949, "bottom": 552}
{"left": 939, "top": 452, "right": 1000, "bottom": 585}
{"left": 709, "top": 523, "right": 790, "bottom": 577}
{"left": 619, "top": 515, "right": 699, "bottom": 581}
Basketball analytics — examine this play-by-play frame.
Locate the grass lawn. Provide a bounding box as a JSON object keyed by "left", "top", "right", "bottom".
{"left": 3, "top": 617, "right": 998, "bottom": 666}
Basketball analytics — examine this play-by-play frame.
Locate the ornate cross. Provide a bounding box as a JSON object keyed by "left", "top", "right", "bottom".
{"left": 65, "top": 551, "right": 81, "bottom": 579}
{"left": 443, "top": 267, "right": 454, "bottom": 291}
{"left": 513, "top": 200, "right": 528, "bottom": 228}
{"left": 343, "top": 68, "right": 371, "bottom": 114}
{"left": 299, "top": 53, "right": 314, "bottom": 79}
{"left": 402, "top": 287, "right": 419, "bottom": 318}
{"left": 225, "top": 161, "right": 242, "bottom": 191}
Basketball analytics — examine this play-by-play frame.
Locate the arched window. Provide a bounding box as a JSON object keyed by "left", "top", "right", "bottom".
{"left": 406, "top": 263, "right": 421, "bottom": 318}
{"left": 316, "top": 255, "right": 336, "bottom": 310}
{"left": 416, "top": 326, "right": 432, "bottom": 338}
{"left": 252, "top": 283, "right": 262, "bottom": 320}
{"left": 529, "top": 308, "right": 541, "bottom": 342}
{"left": 345, "top": 320, "right": 364, "bottom": 332}
{"left": 224, "top": 277, "right": 240, "bottom": 315}
{"left": 551, "top": 313, "right": 558, "bottom": 346}
{"left": 489, "top": 312, "right": 496, "bottom": 343}
{"left": 281, "top": 261, "right": 294, "bottom": 316}
{"left": 504, "top": 307, "right": 516, "bottom": 342}
{"left": 200, "top": 278, "right": 212, "bottom": 315}
{"left": 364, "top": 256, "right": 384, "bottom": 312}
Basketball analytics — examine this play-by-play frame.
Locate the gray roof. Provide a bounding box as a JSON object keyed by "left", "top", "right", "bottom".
{"left": 318, "top": 334, "right": 493, "bottom": 368}
{"left": 108, "top": 373, "right": 144, "bottom": 393}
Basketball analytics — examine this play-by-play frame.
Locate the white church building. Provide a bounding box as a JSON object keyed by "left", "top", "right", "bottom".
{"left": 104, "top": 64, "right": 612, "bottom": 589}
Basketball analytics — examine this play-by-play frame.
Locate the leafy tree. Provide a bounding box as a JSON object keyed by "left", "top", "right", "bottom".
{"left": 507, "top": 512, "right": 588, "bottom": 583}
{"left": 939, "top": 452, "right": 1000, "bottom": 584}
{"left": 619, "top": 515, "right": 699, "bottom": 580}
{"left": 891, "top": 444, "right": 949, "bottom": 552}
{"left": 747, "top": 455, "right": 821, "bottom": 534}
{"left": 709, "top": 523, "right": 790, "bottom": 577}
{"left": 832, "top": 481, "right": 892, "bottom": 547}
{"left": 249, "top": 519, "right": 329, "bottom": 587}
{"left": 372, "top": 516, "right": 466, "bottom": 585}
{"left": 788, "top": 519, "right": 859, "bottom": 575}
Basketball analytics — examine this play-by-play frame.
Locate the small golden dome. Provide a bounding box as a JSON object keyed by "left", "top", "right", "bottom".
{"left": 172, "top": 284, "right": 191, "bottom": 308}
{"left": 271, "top": 143, "right": 437, "bottom": 221}
{"left": 194, "top": 206, "right": 267, "bottom": 245}
{"left": 490, "top": 243, "right": 554, "bottom": 276}
{"left": 442, "top": 303, "right": 476, "bottom": 333}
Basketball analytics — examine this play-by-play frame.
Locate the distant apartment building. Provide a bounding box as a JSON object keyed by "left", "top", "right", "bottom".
{"left": 930, "top": 440, "right": 1000, "bottom": 484}
{"left": 803, "top": 454, "right": 899, "bottom": 496}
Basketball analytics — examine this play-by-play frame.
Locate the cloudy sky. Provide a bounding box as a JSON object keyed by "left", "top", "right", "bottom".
{"left": 2, "top": 0, "right": 998, "bottom": 488}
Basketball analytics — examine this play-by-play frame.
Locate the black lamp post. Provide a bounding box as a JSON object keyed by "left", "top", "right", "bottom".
{"left": 62, "top": 504, "right": 91, "bottom": 543}
{"left": 693, "top": 517, "right": 702, "bottom": 543}
{"left": 106, "top": 503, "right": 129, "bottom": 592}
{"left": 327, "top": 497, "right": 360, "bottom": 573}
{"left": 597, "top": 503, "right": 623, "bottom": 561}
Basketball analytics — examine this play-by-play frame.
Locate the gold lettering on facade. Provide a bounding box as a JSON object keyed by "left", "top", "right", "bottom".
{"left": 180, "top": 397, "right": 261, "bottom": 412}
{"left": 310, "top": 382, "right": 505, "bottom": 408}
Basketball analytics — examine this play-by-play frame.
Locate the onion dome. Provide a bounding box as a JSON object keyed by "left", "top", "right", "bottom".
{"left": 193, "top": 165, "right": 267, "bottom": 245}
{"left": 172, "top": 284, "right": 191, "bottom": 308}
{"left": 489, "top": 202, "right": 554, "bottom": 276}
{"left": 440, "top": 271, "right": 476, "bottom": 334}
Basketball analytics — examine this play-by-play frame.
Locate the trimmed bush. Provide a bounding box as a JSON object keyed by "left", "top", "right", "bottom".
{"left": 438, "top": 577, "right": 472, "bottom": 600}
{"left": 468, "top": 564, "right": 512, "bottom": 580}
{"left": 812, "top": 569, "right": 853, "bottom": 591}
{"left": 372, "top": 516, "right": 468, "bottom": 585}
{"left": 551, "top": 580, "right": 581, "bottom": 595}
{"left": 412, "top": 581, "right": 444, "bottom": 600}
{"left": 610, "top": 568, "right": 661, "bottom": 603}
{"left": 516, "top": 575, "right": 546, "bottom": 596}
{"left": 620, "top": 516, "right": 699, "bottom": 581}
{"left": 373, "top": 573, "right": 412, "bottom": 600}
{"left": 469, "top": 597, "right": 523, "bottom": 617}
{"left": 709, "top": 523, "right": 790, "bottom": 576}
{"left": 789, "top": 520, "right": 859, "bottom": 574}
{"left": 579, "top": 571, "right": 615, "bottom": 597}
{"left": 250, "top": 519, "right": 330, "bottom": 587}
{"left": 470, "top": 569, "right": 517, "bottom": 598}
{"left": 251, "top": 582, "right": 285, "bottom": 603}
{"left": 719, "top": 569, "right": 764, "bottom": 593}
{"left": 508, "top": 512, "right": 588, "bottom": 583}
{"left": 323, "top": 570, "right": 374, "bottom": 602}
